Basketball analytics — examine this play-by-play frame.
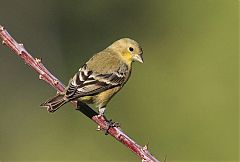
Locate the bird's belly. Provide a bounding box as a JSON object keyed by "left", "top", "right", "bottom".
{"left": 79, "top": 86, "right": 121, "bottom": 108}
{"left": 95, "top": 87, "right": 121, "bottom": 108}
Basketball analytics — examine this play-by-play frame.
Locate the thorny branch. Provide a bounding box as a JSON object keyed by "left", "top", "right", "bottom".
{"left": 0, "top": 25, "right": 161, "bottom": 162}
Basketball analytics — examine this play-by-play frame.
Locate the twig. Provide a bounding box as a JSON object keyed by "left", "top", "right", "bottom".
{"left": 0, "top": 25, "right": 160, "bottom": 162}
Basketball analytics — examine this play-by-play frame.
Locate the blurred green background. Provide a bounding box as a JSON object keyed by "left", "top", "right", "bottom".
{"left": 0, "top": 0, "right": 238, "bottom": 162}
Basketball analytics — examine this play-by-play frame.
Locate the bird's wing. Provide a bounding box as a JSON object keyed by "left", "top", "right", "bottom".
{"left": 65, "top": 64, "right": 127, "bottom": 100}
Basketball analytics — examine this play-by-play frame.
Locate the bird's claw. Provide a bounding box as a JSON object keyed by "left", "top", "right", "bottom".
{"left": 104, "top": 119, "right": 120, "bottom": 135}
{"left": 96, "top": 118, "right": 120, "bottom": 135}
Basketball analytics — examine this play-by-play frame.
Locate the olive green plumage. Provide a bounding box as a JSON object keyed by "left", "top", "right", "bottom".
{"left": 41, "top": 38, "right": 143, "bottom": 115}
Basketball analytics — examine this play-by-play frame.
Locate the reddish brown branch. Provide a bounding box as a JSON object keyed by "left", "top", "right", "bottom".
{"left": 0, "top": 25, "right": 160, "bottom": 162}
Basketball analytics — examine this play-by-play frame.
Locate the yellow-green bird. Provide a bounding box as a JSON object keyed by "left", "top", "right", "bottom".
{"left": 41, "top": 38, "right": 143, "bottom": 115}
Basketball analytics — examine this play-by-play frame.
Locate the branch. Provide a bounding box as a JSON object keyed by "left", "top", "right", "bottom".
{"left": 0, "top": 25, "right": 160, "bottom": 162}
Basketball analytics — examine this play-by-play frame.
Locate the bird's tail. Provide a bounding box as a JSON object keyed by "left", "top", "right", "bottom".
{"left": 40, "top": 93, "right": 68, "bottom": 113}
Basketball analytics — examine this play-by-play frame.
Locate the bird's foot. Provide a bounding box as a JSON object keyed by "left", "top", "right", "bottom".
{"left": 96, "top": 118, "right": 120, "bottom": 135}
{"left": 104, "top": 119, "right": 120, "bottom": 135}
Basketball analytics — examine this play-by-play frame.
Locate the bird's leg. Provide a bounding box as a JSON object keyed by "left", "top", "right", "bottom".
{"left": 98, "top": 107, "right": 106, "bottom": 117}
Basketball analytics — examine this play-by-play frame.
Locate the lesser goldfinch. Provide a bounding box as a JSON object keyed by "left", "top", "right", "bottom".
{"left": 41, "top": 38, "right": 143, "bottom": 115}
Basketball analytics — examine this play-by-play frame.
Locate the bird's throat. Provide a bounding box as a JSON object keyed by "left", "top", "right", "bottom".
{"left": 121, "top": 52, "right": 133, "bottom": 65}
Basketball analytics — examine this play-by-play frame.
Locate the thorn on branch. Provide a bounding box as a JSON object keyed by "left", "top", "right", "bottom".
{"left": 143, "top": 142, "right": 149, "bottom": 151}
{"left": 39, "top": 74, "right": 43, "bottom": 80}
{"left": 53, "top": 80, "right": 59, "bottom": 85}
{"left": 0, "top": 25, "right": 4, "bottom": 31}
{"left": 143, "top": 145, "right": 148, "bottom": 151}
{"left": 18, "top": 51, "right": 22, "bottom": 55}
{"left": 18, "top": 44, "right": 25, "bottom": 55}
{"left": 35, "top": 57, "right": 42, "bottom": 63}
{"left": 96, "top": 125, "right": 101, "bottom": 131}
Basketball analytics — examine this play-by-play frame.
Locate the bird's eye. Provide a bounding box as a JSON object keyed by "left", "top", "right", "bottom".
{"left": 129, "top": 47, "right": 134, "bottom": 52}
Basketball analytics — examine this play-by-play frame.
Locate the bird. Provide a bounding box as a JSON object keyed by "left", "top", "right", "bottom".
{"left": 40, "top": 38, "right": 143, "bottom": 116}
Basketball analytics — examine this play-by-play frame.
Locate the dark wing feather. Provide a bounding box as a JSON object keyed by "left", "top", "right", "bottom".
{"left": 65, "top": 64, "right": 127, "bottom": 100}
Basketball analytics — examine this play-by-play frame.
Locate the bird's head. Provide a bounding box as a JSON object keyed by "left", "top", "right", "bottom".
{"left": 108, "top": 38, "right": 143, "bottom": 64}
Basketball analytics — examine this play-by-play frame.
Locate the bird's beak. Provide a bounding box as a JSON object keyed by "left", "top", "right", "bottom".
{"left": 133, "top": 54, "right": 144, "bottom": 63}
